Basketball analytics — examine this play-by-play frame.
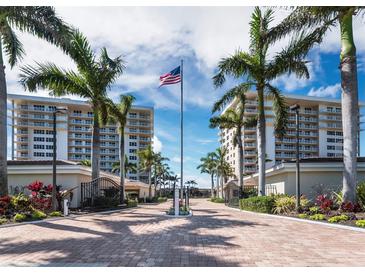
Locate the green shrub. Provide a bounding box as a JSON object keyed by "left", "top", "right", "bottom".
{"left": 357, "top": 182, "right": 365, "bottom": 207}
{"left": 14, "top": 213, "right": 27, "bottom": 222}
{"left": 31, "top": 210, "right": 47, "bottom": 220}
{"left": 0, "top": 218, "right": 7, "bottom": 225}
{"left": 93, "top": 196, "right": 119, "bottom": 208}
{"left": 309, "top": 214, "right": 325, "bottom": 221}
{"left": 309, "top": 206, "right": 320, "bottom": 214}
{"left": 210, "top": 197, "right": 225, "bottom": 203}
{"left": 11, "top": 193, "right": 32, "bottom": 212}
{"left": 273, "top": 196, "right": 296, "bottom": 214}
{"left": 298, "top": 213, "right": 308, "bottom": 219}
{"left": 157, "top": 197, "right": 167, "bottom": 203}
{"left": 127, "top": 199, "right": 138, "bottom": 208}
{"left": 239, "top": 196, "right": 275, "bottom": 213}
{"left": 49, "top": 211, "right": 63, "bottom": 217}
{"left": 355, "top": 220, "right": 365, "bottom": 228}
{"left": 328, "top": 214, "right": 349, "bottom": 223}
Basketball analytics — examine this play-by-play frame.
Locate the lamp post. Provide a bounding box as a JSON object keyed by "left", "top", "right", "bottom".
{"left": 52, "top": 107, "right": 67, "bottom": 211}
{"left": 290, "top": 104, "right": 301, "bottom": 212}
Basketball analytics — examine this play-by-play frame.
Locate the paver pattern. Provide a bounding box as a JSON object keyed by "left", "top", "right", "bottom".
{"left": 0, "top": 198, "right": 365, "bottom": 266}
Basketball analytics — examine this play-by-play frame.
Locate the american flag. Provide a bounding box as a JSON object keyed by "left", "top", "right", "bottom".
{"left": 159, "top": 66, "right": 181, "bottom": 87}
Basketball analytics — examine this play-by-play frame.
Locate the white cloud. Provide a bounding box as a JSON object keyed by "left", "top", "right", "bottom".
{"left": 307, "top": 83, "right": 341, "bottom": 98}
{"left": 152, "top": 135, "right": 162, "bottom": 153}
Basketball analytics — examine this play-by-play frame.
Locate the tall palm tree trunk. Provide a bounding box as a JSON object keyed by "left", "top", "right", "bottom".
{"left": 119, "top": 127, "right": 125, "bottom": 204}
{"left": 210, "top": 173, "right": 214, "bottom": 198}
{"left": 91, "top": 114, "right": 100, "bottom": 180}
{"left": 237, "top": 134, "right": 244, "bottom": 198}
{"left": 216, "top": 174, "right": 220, "bottom": 198}
{"left": 148, "top": 168, "right": 152, "bottom": 200}
{"left": 0, "top": 41, "right": 8, "bottom": 196}
{"left": 257, "top": 88, "right": 266, "bottom": 196}
{"left": 340, "top": 11, "right": 359, "bottom": 203}
{"left": 221, "top": 176, "right": 224, "bottom": 198}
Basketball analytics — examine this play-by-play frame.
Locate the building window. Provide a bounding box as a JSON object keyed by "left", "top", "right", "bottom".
{"left": 129, "top": 142, "right": 137, "bottom": 147}
{"left": 33, "top": 144, "right": 45, "bottom": 149}
{"left": 34, "top": 137, "right": 45, "bottom": 142}
{"left": 129, "top": 135, "right": 137, "bottom": 140}
{"left": 33, "top": 152, "right": 45, "bottom": 157}
{"left": 34, "top": 130, "right": 45, "bottom": 134}
{"left": 327, "top": 145, "right": 335, "bottom": 150}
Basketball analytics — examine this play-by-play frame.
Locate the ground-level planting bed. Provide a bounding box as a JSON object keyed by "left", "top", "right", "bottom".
{"left": 238, "top": 181, "right": 365, "bottom": 229}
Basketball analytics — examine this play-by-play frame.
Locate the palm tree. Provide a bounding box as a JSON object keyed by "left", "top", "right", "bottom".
{"left": 268, "top": 7, "right": 364, "bottom": 202}
{"left": 20, "top": 30, "right": 125, "bottom": 182}
{"left": 0, "top": 7, "right": 70, "bottom": 195}
{"left": 152, "top": 158, "right": 170, "bottom": 197}
{"left": 107, "top": 94, "right": 135, "bottom": 204}
{"left": 210, "top": 147, "right": 231, "bottom": 198}
{"left": 213, "top": 7, "right": 320, "bottom": 196}
{"left": 138, "top": 145, "right": 155, "bottom": 199}
{"left": 210, "top": 92, "right": 257, "bottom": 198}
{"left": 111, "top": 155, "right": 138, "bottom": 175}
{"left": 197, "top": 152, "right": 218, "bottom": 198}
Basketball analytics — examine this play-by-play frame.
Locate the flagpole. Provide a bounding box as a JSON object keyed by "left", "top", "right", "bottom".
{"left": 180, "top": 59, "right": 184, "bottom": 201}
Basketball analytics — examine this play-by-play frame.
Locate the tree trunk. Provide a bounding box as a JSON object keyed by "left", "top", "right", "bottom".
{"left": 237, "top": 130, "right": 244, "bottom": 198}
{"left": 216, "top": 174, "right": 220, "bottom": 198}
{"left": 210, "top": 173, "right": 214, "bottom": 198}
{"left": 0, "top": 40, "right": 8, "bottom": 196}
{"left": 148, "top": 168, "right": 152, "bottom": 200}
{"left": 257, "top": 87, "right": 266, "bottom": 196}
{"left": 91, "top": 113, "right": 100, "bottom": 180}
{"left": 119, "top": 126, "right": 125, "bottom": 204}
{"left": 339, "top": 11, "right": 359, "bottom": 203}
{"left": 220, "top": 176, "right": 224, "bottom": 198}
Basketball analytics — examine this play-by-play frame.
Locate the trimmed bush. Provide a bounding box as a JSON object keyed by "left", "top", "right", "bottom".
{"left": 49, "top": 211, "right": 63, "bottom": 217}
{"left": 239, "top": 196, "right": 275, "bottom": 213}
{"left": 0, "top": 218, "right": 7, "bottom": 225}
{"left": 93, "top": 196, "right": 119, "bottom": 208}
{"left": 11, "top": 193, "right": 32, "bottom": 212}
{"left": 31, "top": 210, "right": 47, "bottom": 220}
{"left": 157, "top": 197, "right": 168, "bottom": 203}
{"left": 309, "top": 214, "right": 325, "bottom": 221}
{"left": 355, "top": 220, "right": 365, "bottom": 228}
{"left": 127, "top": 199, "right": 138, "bottom": 208}
{"left": 210, "top": 197, "right": 225, "bottom": 203}
{"left": 357, "top": 182, "right": 365, "bottom": 207}
{"left": 328, "top": 214, "right": 349, "bottom": 223}
{"left": 298, "top": 213, "right": 308, "bottom": 219}
{"left": 14, "top": 213, "right": 27, "bottom": 222}
{"left": 309, "top": 206, "right": 320, "bottom": 214}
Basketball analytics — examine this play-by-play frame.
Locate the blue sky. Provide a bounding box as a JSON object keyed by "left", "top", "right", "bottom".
{"left": 5, "top": 7, "right": 365, "bottom": 188}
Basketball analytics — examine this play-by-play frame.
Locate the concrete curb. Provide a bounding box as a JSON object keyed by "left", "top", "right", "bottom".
{"left": 226, "top": 206, "right": 365, "bottom": 233}
{"left": 0, "top": 206, "right": 137, "bottom": 229}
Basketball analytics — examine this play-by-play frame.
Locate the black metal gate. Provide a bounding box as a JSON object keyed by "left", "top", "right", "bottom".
{"left": 81, "top": 177, "right": 120, "bottom": 208}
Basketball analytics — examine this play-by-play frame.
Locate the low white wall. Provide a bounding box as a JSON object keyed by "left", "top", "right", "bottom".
{"left": 265, "top": 170, "right": 365, "bottom": 200}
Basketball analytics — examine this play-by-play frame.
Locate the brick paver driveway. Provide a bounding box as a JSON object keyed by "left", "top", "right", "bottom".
{"left": 1, "top": 198, "right": 364, "bottom": 266}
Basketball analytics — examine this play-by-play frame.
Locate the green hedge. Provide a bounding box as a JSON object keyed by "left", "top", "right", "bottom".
{"left": 239, "top": 196, "right": 275, "bottom": 213}
{"left": 210, "top": 197, "right": 225, "bottom": 203}
{"left": 157, "top": 197, "right": 168, "bottom": 203}
{"left": 127, "top": 199, "right": 138, "bottom": 208}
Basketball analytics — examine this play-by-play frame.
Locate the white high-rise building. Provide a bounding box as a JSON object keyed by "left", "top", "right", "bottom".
{"left": 219, "top": 92, "right": 364, "bottom": 178}
{"left": 8, "top": 94, "right": 154, "bottom": 182}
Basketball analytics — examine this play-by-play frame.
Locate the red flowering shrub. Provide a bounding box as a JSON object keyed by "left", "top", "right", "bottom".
{"left": 27, "top": 181, "right": 52, "bottom": 212}
{"left": 340, "top": 201, "right": 362, "bottom": 213}
{"left": 316, "top": 194, "right": 334, "bottom": 212}
{"left": 0, "top": 195, "right": 11, "bottom": 216}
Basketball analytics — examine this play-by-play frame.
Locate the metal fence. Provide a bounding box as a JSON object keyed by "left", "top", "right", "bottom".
{"left": 81, "top": 177, "right": 120, "bottom": 208}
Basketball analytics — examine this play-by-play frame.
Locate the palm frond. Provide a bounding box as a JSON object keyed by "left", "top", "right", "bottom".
{"left": 209, "top": 115, "right": 235, "bottom": 129}
{"left": 0, "top": 21, "right": 24, "bottom": 67}
{"left": 267, "top": 7, "right": 338, "bottom": 44}
{"left": 265, "top": 83, "right": 288, "bottom": 138}
{"left": 212, "top": 82, "right": 253, "bottom": 113}
{"left": 212, "top": 51, "right": 255, "bottom": 88}
{"left": 5, "top": 7, "right": 72, "bottom": 50}
{"left": 19, "top": 62, "right": 90, "bottom": 97}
